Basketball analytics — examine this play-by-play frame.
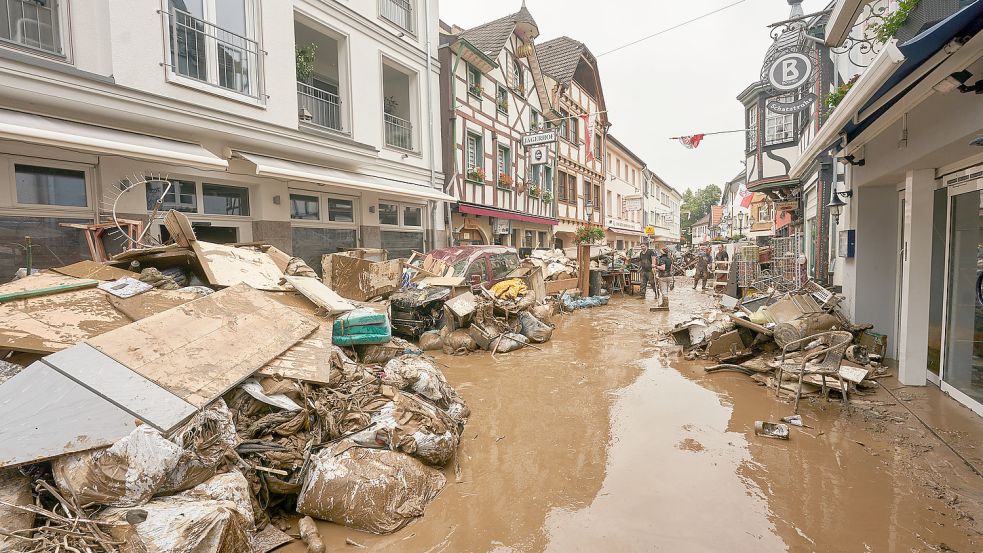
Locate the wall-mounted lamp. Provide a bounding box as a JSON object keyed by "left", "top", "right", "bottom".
{"left": 841, "top": 155, "right": 865, "bottom": 166}
{"left": 827, "top": 187, "right": 852, "bottom": 223}
{"left": 298, "top": 108, "right": 313, "bottom": 122}
{"left": 272, "top": 195, "right": 281, "bottom": 205}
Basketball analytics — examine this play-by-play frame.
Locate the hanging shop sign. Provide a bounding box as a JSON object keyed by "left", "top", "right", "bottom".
{"left": 522, "top": 130, "right": 558, "bottom": 147}
{"left": 463, "top": 218, "right": 479, "bottom": 230}
{"left": 623, "top": 195, "right": 643, "bottom": 212}
{"left": 644, "top": 226, "right": 656, "bottom": 236}
{"left": 530, "top": 145, "right": 548, "bottom": 165}
{"left": 775, "top": 200, "right": 800, "bottom": 213}
{"left": 490, "top": 217, "right": 511, "bottom": 235}
{"left": 760, "top": 35, "right": 818, "bottom": 114}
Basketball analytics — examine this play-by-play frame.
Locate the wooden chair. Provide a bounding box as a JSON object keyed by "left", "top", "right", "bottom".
{"left": 774, "top": 330, "right": 854, "bottom": 413}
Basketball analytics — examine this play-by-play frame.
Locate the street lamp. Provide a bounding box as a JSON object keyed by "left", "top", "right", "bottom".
{"left": 738, "top": 212, "right": 747, "bottom": 236}
{"left": 827, "top": 187, "right": 852, "bottom": 223}
{"left": 584, "top": 200, "right": 594, "bottom": 224}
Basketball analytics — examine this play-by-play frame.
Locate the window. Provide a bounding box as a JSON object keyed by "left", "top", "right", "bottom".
{"left": 757, "top": 203, "right": 770, "bottom": 222}
{"left": 1, "top": 0, "right": 63, "bottom": 55}
{"left": 538, "top": 231, "right": 547, "bottom": 248}
{"left": 490, "top": 253, "right": 519, "bottom": 280}
{"left": 467, "top": 64, "right": 482, "bottom": 98}
{"left": 379, "top": 202, "right": 399, "bottom": 225}
{"left": 557, "top": 172, "right": 568, "bottom": 202}
{"left": 593, "top": 184, "right": 601, "bottom": 207}
{"left": 148, "top": 179, "right": 197, "bottom": 213}
{"left": 466, "top": 132, "right": 482, "bottom": 179}
{"left": 765, "top": 96, "right": 794, "bottom": 145}
{"left": 379, "top": 0, "right": 414, "bottom": 33}
{"left": 746, "top": 104, "right": 759, "bottom": 150}
{"left": 530, "top": 109, "right": 540, "bottom": 131}
{"left": 290, "top": 194, "right": 319, "bottom": 220}
{"left": 531, "top": 165, "right": 541, "bottom": 186}
{"left": 594, "top": 133, "right": 601, "bottom": 160}
{"left": 567, "top": 174, "right": 577, "bottom": 203}
{"left": 570, "top": 114, "right": 579, "bottom": 144}
{"left": 496, "top": 85, "right": 509, "bottom": 114}
{"left": 559, "top": 109, "right": 569, "bottom": 141}
{"left": 523, "top": 230, "right": 534, "bottom": 248}
{"left": 497, "top": 144, "right": 511, "bottom": 182}
{"left": 202, "top": 183, "right": 249, "bottom": 216}
{"left": 584, "top": 178, "right": 591, "bottom": 202}
{"left": 510, "top": 57, "right": 524, "bottom": 93}
{"left": 328, "top": 198, "right": 354, "bottom": 222}
{"left": 617, "top": 194, "right": 622, "bottom": 218}
{"left": 167, "top": 0, "right": 261, "bottom": 98}
{"left": 15, "top": 165, "right": 86, "bottom": 207}
{"left": 403, "top": 205, "right": 422, "bottom": 227}
{"left": 544, "top": 166, "right": 553, "bottom": 193}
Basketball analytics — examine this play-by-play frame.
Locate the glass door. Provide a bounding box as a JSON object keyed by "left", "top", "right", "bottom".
{"left": 941, "top": 182, "right": 983, "bottom": 412}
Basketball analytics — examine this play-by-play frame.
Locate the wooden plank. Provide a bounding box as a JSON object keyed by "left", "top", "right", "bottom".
{"left": 546, "top": 278, "right": 580, "bottom": 295}
{"left": 0, "top": 362, "right": 138, "bottom": 468}
{"left": 727, "top": 313, "right": 774, "bottom": 336}
{"left": 838, "top": 365, "right": 870, "bottom": 384}
{"left": 86, "top": 283, "right": 318, "bottom": 407}
{"left": 420, "top": 276, "right": 466, "bottom": 287}
{"left": 0, "top": 279, "right": 98, "bottom": 303}
{"left": 163, "top": 209, "right": 197, "bottom": 247}
{"left": 191, "top": 241, "right": 290, "bottom": 291}
{"left": 107, "top": 289, "right": 202, "bottom": 321}
{"left": 51, "top": 261, "right": 136, "bottom": 281}
{"left": 283, "top": 276, "right": 356, "bottom": 315}
{"left": 256, "top": 325, "right": 336, "bottom": 385}
{"left": 45, "top": 344, "right": 197, "bottom": 432}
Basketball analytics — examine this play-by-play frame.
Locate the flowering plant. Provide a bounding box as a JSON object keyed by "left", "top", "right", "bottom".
{"left": 825, "top": 74, "right": 860, "bottom": 114}
{"left": 466, "top": 166, "right": 485, "bottom": 182}
{"left": 498, "top": 173, "right": 513, "bottom": 188}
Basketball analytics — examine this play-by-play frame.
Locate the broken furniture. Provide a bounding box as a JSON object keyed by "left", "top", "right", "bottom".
{"left": 389, "top": 286, "right": 451, "bottom": 338}
{"left": 774, "top": 330, "right": 854, "bottom": 413}
{"left": 59, "top": 219, "right": 145, "bottom": 262}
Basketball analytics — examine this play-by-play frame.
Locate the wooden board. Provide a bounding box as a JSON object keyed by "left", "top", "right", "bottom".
{"left": 545, "top": 278, "right": 580, "bottom": 295}
{"left": 0, "top": 362, "right": 138, "bottom": 468}
{"left": 191, "top": 241, "right": 289, "bottom": 291}
{"left": 283, "top": 276, "right": 356, "bottom": 315}
{"left": 323, "top": 253, "right": 402, "bottom": 301}
{"left": 838, "top": 365, "right": 870, "bottom": 384}
{"left": 0, "top": 274, "right": 134, "bottom": 354}
{"left": 51, "top": 261, "right": 136, "bottom": 281}
{"left": 163, "top": 209, "right": 197, "bottom": 247}
{"left": 86, "top": 284, "right": 318, "bottom": 407}
{"left": 420, "top": 276, "right": 466, "bottom": 287}
{"left": 45, "top": 344, "right": 197, "bottom": 432}
{"left": 256, "top": 325, "right": 335, "bottom": 385}
{"left": 107, "top": 289, "right": 201, "bottom": 321}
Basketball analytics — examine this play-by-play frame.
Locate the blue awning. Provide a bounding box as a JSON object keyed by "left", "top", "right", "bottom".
{"left": 839, "top": 0, "right": 983, "bottom": 145}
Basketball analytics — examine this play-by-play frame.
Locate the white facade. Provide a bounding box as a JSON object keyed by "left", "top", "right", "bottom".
{"left": 0, "top": 0, "right": 447, "bottom": 277}
{"left": 604, "top": 135, "right": 643, "bottom": 249}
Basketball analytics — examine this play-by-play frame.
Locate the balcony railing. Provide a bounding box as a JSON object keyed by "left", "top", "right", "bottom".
{"left": 384, "top": 113, "right": 413, "bottom": 150}
{"left": 169, "top": 9, "right": 261, "bottom": 98}
{"left": 297, "top": 82, "right": 342, "bottom": 131}
{"left": 380, "top": 0, "right": 413, "bottom": 32}
{"left": 1, "top": 0, "right": 61, "bottom": 54}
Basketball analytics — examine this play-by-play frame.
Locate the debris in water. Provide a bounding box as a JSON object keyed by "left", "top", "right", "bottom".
{"left": 754, "top": 421, "right": 790, "bottom": 440}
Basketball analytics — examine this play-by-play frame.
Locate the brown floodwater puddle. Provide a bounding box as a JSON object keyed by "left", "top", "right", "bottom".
{"left": 285, "top": 289, "right": 982, "bottom": 552}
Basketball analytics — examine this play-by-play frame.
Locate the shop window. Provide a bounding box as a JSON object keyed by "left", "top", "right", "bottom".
{"left": 292, "top": 227, "right": 356, "bottom": 276}
{"left": 148, "top": 179, "right": 197, "bottom": 213}
{"left": 202, "top": 183, "right": 249, "bottom": 216}
{"left": 524, "top": 230, "right": 534, "bottom": 248}
{"left": 0, "top": 215, "right": 89, "bottom": 278}
{"left": 379, "top": 202, "right": 399, "bottom": 225}
{"left": 328, "top": 198, "right": 354, "bottom": 222}
{"left": 15, "top": 165, "right": 86, "bottom": 207}
{"left": 537, "top": 231, "right": 546, "bottom": 248}
{"left": 290, "top": 194, "right": 320, "bottom": 220}
{"left": 403, "top": 205, "right": 422, "bottom": 227}
{"left": 381, "top": 230, "right": 423, "bottom": 260}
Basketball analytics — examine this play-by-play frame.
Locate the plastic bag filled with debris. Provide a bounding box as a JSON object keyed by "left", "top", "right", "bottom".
{"left": 160, "top": 399, "right": 239, "bottom": 495}
{"left": 52, "top": 425, "right": 183, "bottom": 508}
{"left": 382, "top": 356, "right": 470, "bottom": 423}
{"left": 494, "top": 332, "right": 529, "bottom": 353}
{"left": 441, "top": 328, "right": 477, "bottom": 356}
{"left": 349, "top": 392, "right": 460, "bottom": 466}
{"left": 297, "top": 440, "right": 446, "bottom": 534}
{"left": 518, "top": 311, "right": 554, "bottom": 343}
{"left": 0, "top": 468, "right": 34, "bottom": 551}
{"left": 100, "top": 471, "right": 255, "bottom": 553}
{"left": 419, "top": 330, "right": 443, "bottom": 351}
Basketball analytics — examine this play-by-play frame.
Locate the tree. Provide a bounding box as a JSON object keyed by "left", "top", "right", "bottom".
{"left": 680, "top": 184, "right": 722, "bottom": 243}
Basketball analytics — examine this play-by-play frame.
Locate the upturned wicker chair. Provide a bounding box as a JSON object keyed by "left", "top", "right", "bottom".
{"left": 774, "top": 331, "right": 854, "bottom": 413}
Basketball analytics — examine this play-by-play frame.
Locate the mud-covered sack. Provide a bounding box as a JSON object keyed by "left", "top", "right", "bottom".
{"left": 297, "top": 441, "right": 446, "bottom": 534}
{"left": 494, "top": 332, "right": 529, "bottom": 353}
{"left": 0, "top": 468, "right": 34, "bottom": 552}
{"left": 160, "top": 399, "right": 239, "bottom": 495}
{"left": 100, "top": 471, "right": 255, "bottom": 553}
{"left": 530, "top": 303, "right": 555, "bottom": 324}
{"left": 419, "top": 330, "right": 443, "bottom": 351}
{"left": 518, "top": 311, "right": 554, "bottom": 343}
{"left": 349, "top": 393, "right": 460, "bottom": 466}
{"left": 52, "top": 426, "right": 182, "bottom": 508}
{"left": 382, "top": 356, "right": 468, "bottom": 419}
{"left": 441, "top": 329, "right": 477, "bottom": 355}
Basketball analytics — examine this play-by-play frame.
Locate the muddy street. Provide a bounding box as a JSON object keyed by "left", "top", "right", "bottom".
{"left": 291, "top": 286, "right": 983, "bottom": 552}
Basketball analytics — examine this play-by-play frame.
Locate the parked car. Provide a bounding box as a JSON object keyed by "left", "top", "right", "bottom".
{"left": 427, "top": 245, "right": 521, "bottom": 286}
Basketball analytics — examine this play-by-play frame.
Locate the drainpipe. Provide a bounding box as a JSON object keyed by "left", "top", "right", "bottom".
{"left": 424, "top": 0, "right": 437, "bottom": 251}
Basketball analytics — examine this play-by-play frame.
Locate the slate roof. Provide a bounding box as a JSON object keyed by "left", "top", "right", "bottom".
{"left": 536, "top": 36, "right": 585, "bottom": 83}
{"left": 457, "top": 6, "right": 538, "bottom": 59}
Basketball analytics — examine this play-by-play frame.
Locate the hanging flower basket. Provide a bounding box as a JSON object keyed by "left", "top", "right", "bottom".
{"left": 529, "top": 184, "right": 541, "bottom": 198}
{"left": 515, "top": 179, "right": 527, "bottom": 194}
{"left": 466, "top": 166, "right": 485, "bottom": 182}
{"left": 543, "top": 191, "right": 553, "bottom": 202}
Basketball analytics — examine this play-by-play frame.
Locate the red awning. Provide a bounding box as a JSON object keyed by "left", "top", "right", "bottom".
{"left": 457, "top": 204, "right": 557, "bottom": 226}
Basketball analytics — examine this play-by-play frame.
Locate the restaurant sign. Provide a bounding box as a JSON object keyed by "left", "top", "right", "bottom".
{"left": 522, "top": 130, "right": 558, "bottom": 147}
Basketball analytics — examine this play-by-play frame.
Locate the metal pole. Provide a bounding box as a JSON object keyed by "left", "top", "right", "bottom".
{"left": 24, "top": 236, "right": 32, "bottom": 275}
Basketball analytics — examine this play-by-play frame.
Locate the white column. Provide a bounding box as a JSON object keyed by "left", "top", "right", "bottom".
{"left": 897, "top": 169, "right": 934, "bottom": 385}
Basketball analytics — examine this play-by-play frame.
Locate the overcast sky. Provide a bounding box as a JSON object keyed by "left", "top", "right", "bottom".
{"left": 439, "top": 0, "right": 830, "bottom": 192}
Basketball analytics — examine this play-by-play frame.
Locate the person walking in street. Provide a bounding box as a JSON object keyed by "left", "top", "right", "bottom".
{"left": 715, "top": 244, "right": 730, "bottom": 262}
{"left": 635, "top": 242, "right": 659, "bottom": 300}
{"left": 655, "top": 244, "right": 673, "bottom": 308}
{"left": 693, "top": 247, "right": 711, "bottom": 290}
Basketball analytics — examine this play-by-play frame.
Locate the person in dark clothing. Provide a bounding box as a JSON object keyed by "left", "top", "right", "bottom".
{"left": 715, "top": 245, "right": 730, "bottom": 262}
{"left": 635, "top": 243, "right": 659, "bottom": 300}
{"left": 655, "top": 246, "right": 673, "bottom": 307}
{"left": 693, "top": 247, "right": 711, "bottom": 290}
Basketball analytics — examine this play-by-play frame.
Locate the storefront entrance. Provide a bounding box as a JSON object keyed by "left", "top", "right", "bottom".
{"left": 939, "top": 169, "right": 983, "bottom": 414}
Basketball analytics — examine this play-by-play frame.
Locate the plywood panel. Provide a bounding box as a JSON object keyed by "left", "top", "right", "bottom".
{"left": 87, "top": 284, "right": 318, "bottom": 407}
{"left": 0, "top": 362, "right": 138, "bottom": 468}
{"left": 45, "top": 344, "right": 197, "bottom": 432}
{"left": 51, "top": 261, "right": 136, "bottom": 281}
{"left": 256, "top": 325, "right": 335, "bottom": 385}
{"left": 283, "top": 276, "right": 355, "bottom": 314}
{"left": 191, "top": 241, "right": 289, "bottom": 291}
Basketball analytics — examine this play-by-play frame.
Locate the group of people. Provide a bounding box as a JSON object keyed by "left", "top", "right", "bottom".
{"left": 633, "top": 243, "right": 731, "bottom": 308}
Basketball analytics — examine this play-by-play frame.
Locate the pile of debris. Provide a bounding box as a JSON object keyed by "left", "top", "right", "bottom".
{"left": 671, "top": 280, "right": 890, "bottom": 411}
{"left": 0, "top": 211, "right": 474, "bottom": 551}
